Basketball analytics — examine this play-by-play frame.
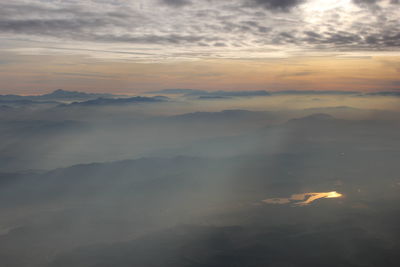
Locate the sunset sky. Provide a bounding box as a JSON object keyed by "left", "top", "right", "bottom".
{"left": 0, "top": 0, "right": 399, "bottom": 94}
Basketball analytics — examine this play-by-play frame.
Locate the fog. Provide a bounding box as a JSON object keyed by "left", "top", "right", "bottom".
{"left": 0, "top": 91, "right": 400, "bottom": 266}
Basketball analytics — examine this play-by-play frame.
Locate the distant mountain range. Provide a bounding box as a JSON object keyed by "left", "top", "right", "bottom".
{"left": 149, "top": 88, "right": 400, "bottom": 98}
{"left": 0, "top": 90, "right": 169, "bottom": 107}
{"left": 150, "top": 89, "right": 271, "bottom": 98}
{"left": 0, "top": 89, "right": 117, "bottom": 102}
{"left": 62, "top": 95, "right": 169, "bottom": 107}
{"left": 1, "top": 89, "right": 399, "bottom": 107}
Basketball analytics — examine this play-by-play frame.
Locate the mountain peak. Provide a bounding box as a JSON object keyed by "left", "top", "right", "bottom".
{"left": 303, "top": 113, "right": 335, "bottom": 120}
{"left": 47, "top": 89, "right": 88, "bottom": 97}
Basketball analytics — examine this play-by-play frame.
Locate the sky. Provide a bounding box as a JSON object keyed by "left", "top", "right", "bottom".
{"left": 0, "top": 0, "right": 399, "bottom": 94}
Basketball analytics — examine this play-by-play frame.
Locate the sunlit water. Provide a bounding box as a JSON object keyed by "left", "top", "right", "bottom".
{"left": 263, "top": 191, "right": 343, "bottom": 206}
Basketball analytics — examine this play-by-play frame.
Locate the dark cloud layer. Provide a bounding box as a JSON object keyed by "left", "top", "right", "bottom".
{"left": 354, "top": 0, "right": 399, "bottom": 6}
{"left": 0, "top": 0, "right": 398, "bottom": 58}
{"left": 161, "top": 0, "right": 192, "bottom": 7}
{"left": 246, "top": 0, "right": 304, "bottom": 11}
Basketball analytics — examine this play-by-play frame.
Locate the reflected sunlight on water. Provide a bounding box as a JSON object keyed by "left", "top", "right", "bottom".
{"left": 263, "top": 191, "right": 343, "bottom": 206}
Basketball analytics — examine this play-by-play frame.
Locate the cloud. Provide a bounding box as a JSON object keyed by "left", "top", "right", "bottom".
{"left": 95, "top": 34, "right": 220, "bottom": 45}
{"left": 0, "top": 18, "right": 102, "bottom": 35}
{"left": 245, "top": 0, "right": 305, "bottom": 11}
{"left": 0, "top": 2, "right": 147, "bottom": 39}
{"left": 0, "top": 0, "right": 399, "bottom": 61}
{"left": 353, "top": 0, "right": 380, "bottom": 5}
{"left": 277, "top": 71, "right": 315, "bottom": 78}
{"left": 353, "top": 0, "right": 399, "bottom": 6}
{"left": 160, "top": 0, "right": 192, "bottom": 7}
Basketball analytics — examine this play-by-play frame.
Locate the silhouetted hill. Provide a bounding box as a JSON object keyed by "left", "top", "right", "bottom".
{"left": 288, "top": 113, "right": 335, "bottom": 123}
{"left": 62, "top": 96, "right": 169, "bottom": 107}
{"left": 172, "top": 109, "right": 277, "bottom": 122}
{"left": 365, "top": 91, "right": 400, "bottom": 97}
{"left": 37, "top": 89, "right": 115, "bottom": 100}
{"left": 187, "top": 90, "right": 270, "bottom": 98}
{"left": 0, "top": 89, "right": 118, "bottom": 103}
{"left": 150, "top": 89, "right": 206, "bottom": 94}
{"left": 49, "top": 222, "right": 400, "bottom": 267}
{"left": 149, "top": 89, "right": 270, "bottom": 98}
{"left": 271, "top": 90, "right": 358, "bottom": 95}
